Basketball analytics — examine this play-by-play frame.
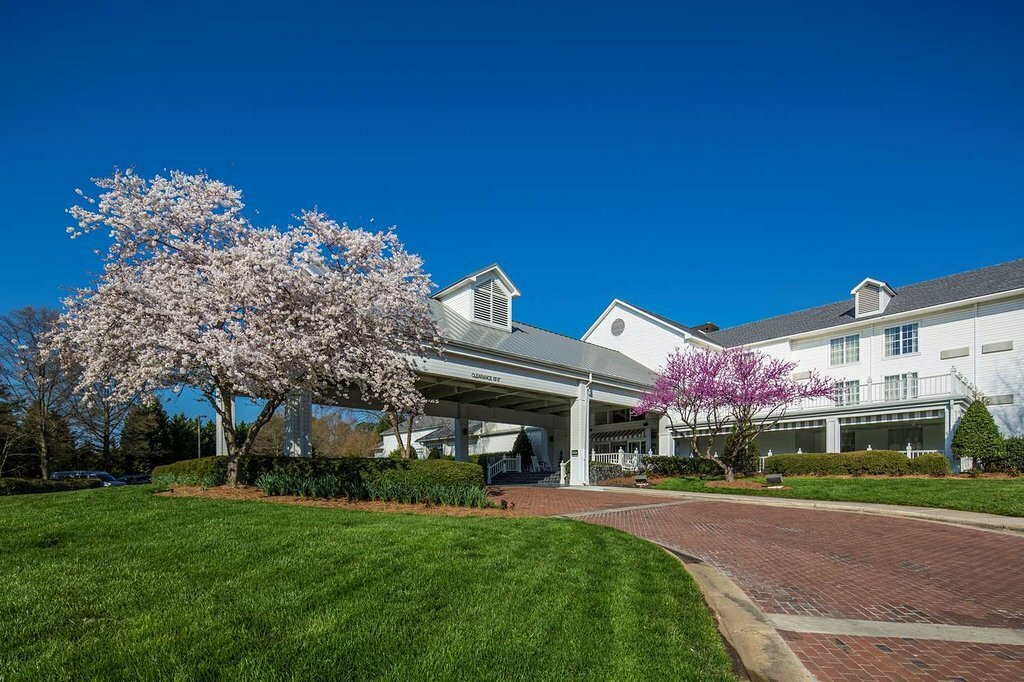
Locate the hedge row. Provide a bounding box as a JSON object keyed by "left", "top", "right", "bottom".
{"left": 642, "top": 456, "right": 723, "bottom": 478}
{"left": 152, "top": 455, "right": 485, "bottom": 489}
{"left": 763, "top": 450, "right": 951, "bottom": 477}
{"left": 255, "top": 472, "right": 494, "bottom": 507}
{"left": 0, "top": 478, "right": 102, "bottom": 496}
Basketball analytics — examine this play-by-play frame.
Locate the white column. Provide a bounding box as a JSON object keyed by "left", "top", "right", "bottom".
{"left": 537, "top": 427, "right": 549, "bottom": 469}
{"left": 658, "top": 415, "right": 673, "bottom": 456}
{"left": 453, "top": 410, "right": 469, "bottom": 462}
{"left": 215, "top": 391, "right": 233, "bottom": 456}
{"left": 825, "top": 417, "right": 840, "bottom": 453}
{"left": 943, "top": 401, "right": 957, "bottom": 456}
{"left": 283, "top": 390, "right": 313, "bottom": 457}
{"left": 569, "top": 380, "right": 591, "bottom": 486}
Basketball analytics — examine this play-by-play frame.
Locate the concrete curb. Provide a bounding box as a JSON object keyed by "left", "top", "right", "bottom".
{"left": 660, "top": 545, "right": 814, "bottom": 682}
{"left": 576, "top": 485, "right": 1024, "bottom": 534}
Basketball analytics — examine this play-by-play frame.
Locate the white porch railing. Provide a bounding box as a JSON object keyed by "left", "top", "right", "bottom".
{"left": 959, "top": 456, "right": 974, "bottom": 472}
{"left": 560, "top": 459, "right": 570, "bottom": 486}
{"left": 486, "top": 455, "right": 521, "bottom": 484}
{"left": 905, "top": 446, "right": 939, "bottom": 459}
{"left": 591, "top": 450, "right": 642, "bottom": 472}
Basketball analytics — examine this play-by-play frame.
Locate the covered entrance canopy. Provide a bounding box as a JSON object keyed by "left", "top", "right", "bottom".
{"left": 224, "top": 295, "right": 655, "bottom": 486}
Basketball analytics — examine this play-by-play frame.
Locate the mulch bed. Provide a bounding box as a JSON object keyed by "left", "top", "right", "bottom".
{"left": 158, "top": 485, "right": 526, "bottom": 517}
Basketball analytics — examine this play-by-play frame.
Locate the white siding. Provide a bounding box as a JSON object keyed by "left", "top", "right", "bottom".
{"left": 584, "top": 303, "right": 695, "bottom": 370}
{"left": 437, "top": 285, "right": 474, "bottom": 321}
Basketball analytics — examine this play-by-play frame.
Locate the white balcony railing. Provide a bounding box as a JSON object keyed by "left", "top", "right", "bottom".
{"left": 791, "top": 371, "right": 969, "bottom": 413}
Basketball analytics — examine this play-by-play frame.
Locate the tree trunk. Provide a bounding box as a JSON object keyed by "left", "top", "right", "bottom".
{"left": 226, "top": 451, "right": 240, "bottom": 486}
{"left": 38, "top": 416, "right": 49, "bottom": 480}
{"left": 723, "top": 466, "right": 735, "bottom": 482}
{"left": 405, "top": 417, "right": 415, "bottom": 459}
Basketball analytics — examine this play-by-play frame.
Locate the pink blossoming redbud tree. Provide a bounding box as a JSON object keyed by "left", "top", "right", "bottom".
{"left": 635, "top": 347, "right": 838, "bottom": 481}
{"left": 50, "top": 170, "right": 440, "bottom": 485}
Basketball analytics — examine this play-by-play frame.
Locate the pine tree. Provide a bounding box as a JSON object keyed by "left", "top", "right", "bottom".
{"left": 951, "top": 400, "right": 1005, "bottom": 469}
{"left": 119, "top": 402, "right": 171, "bottom": 473}
{"left": 511, "top": 428, "right": 534, "bottom": 470}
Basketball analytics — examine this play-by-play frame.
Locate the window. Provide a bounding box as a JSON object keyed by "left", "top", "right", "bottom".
{"left": 884, "top": 323, "right": 919, "bottom": 357}
{"left": 472, "top": 279, "right": 510, "bottom": 327}
{"left": 836, "top": 380, "right": 861, "bottom": 406}
{"left": 884, "top": 373, "right": 919, "bottom": 401}
{"left": 830, "top": 334, "right": 860, "bottom": 365}
{"left": 841, "top": 430, "right": 856, "bottom": 453}
{"left": 887, "top": 427, "right": 923, "bottom": 451}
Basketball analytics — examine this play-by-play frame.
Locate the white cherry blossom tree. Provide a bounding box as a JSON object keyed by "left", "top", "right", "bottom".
{"left": 50, "top": 170, "right": 439, "bottom": 484}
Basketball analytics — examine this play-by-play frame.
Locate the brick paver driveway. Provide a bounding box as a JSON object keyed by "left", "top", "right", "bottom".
{"left": 490, "top": 486, "right": 1024, "bottom": 681}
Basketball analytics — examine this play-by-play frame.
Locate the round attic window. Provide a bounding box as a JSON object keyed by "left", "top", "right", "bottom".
{"left": 610, "top": 318, "right": 625, "bottom": 336}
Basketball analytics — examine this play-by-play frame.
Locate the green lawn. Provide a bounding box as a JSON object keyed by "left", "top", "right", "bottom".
{"left": 654, "top": 475, "right": 1024, "bottom": 517}
{"left": 0, "top": 487, "right": 733, "bottom": 681}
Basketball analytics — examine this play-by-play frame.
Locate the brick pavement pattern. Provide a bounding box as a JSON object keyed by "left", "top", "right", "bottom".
{"left": 780, "top": 632, "right": 1024, "bottom": 682}
{"left": 581, "top": 500, "right": 1024, "bottom": 629}
{"left": 487, "top": 486, "right": 680, "bottom": 516}
{"left": 493, "top": 486, "right": 1024, "bottom": 681}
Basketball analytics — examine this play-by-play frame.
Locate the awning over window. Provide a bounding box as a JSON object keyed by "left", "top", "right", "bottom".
{"left": 680, "top": 419, "right": 824, "bottom": 438}
{"left": 840, "top": 410, "right": 943, "bottom": 426}
{"left": 591, "top": 428, "right": 645, "bottom": 443}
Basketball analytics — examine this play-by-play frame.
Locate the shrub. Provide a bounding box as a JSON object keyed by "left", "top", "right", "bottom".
{"left": 763, "top": 450, "right": 908, "bottom": 476}
{"left": 469, "top": 452, "right": 510, "bottom": 468}
{"left": 643, "top": 456, "right": 722, "bottom": 478}
{"left": 0, "top": 478, "right": 102, "bottom": 496}
{"left": 253, "top": 470, "right": 493, "bottom": 507}
{"left": 589, "top": 463, "right": 623, "bottom": 484}
{"left": 1004, "top": 437, "right": 1024, "bottom": 474}
{"left": 153, "top": 455, "right": 484, "bottom": 491}
{"left": 152, "top": 457, "right": 227, "bottom": 488}
{"left": 907, "top": 453, "right": 952, "bottom": 477}
{"left": 952, "top": 400, "right": 1005, "bottom": 469}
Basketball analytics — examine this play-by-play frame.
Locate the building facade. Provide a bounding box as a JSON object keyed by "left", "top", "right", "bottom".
{"left": 259, "top": 259, "right": 1024, "bottom": 484}
{"left": 583, "top": 261, "right": 1024, "bottom": 461}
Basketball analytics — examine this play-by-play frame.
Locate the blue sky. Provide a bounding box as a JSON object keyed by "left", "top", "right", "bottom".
{"left": 2, "top": 1, "right": 1022, "bottom": 419}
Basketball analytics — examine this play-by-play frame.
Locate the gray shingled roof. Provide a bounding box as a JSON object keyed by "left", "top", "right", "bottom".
{"left": 709, "top": 259, "right": 1024, "bottom": 347}
{"left": 431, "top": 300, "right": 654, "bottom": 385}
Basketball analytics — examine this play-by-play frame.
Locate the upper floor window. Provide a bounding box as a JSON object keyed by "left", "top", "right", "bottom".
{"left": 884, "top": 323, "right": 919, "bottom": 357}
{"left": 473, "top": 278, "right": 511, "bottom": 327}
{"left": 836, "top": 380, "right": 861, "bottom": 406}
{"left": 884, "top": 373, "right": 919, "bottom": 401}
{"left": 829, "top": 334, "right": 860, "bottom": 366}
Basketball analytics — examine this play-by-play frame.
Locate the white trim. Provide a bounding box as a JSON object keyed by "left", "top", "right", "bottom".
{"left": 850, "top": 277, "right": 896, "bottom": 297}
{"left": 581, "top": 298, "right": 723, "bottom": 349}
{"left": 433, "top": 263, "right": 521, "bottom": 300}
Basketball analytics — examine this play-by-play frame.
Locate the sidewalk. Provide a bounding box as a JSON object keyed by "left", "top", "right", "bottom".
{"left": 576, "top": 484, "right": 1024, "bottom": 533}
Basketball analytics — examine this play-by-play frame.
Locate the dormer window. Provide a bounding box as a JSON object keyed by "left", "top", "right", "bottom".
{"left": 851, "top": 278, "right": 895, "bottom": 318}
{"left": 473, "top": 278, "right": 511, "bottom": 328}
{"left": 433, "top": 264, "right": 520, "bottom": 331}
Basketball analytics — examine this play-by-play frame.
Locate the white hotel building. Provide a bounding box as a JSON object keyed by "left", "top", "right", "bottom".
{"left": 277, "top": 259, "right": 1024, "bottom": 484}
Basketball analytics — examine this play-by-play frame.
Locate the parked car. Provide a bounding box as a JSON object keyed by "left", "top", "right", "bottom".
{"left": 49, "top": 471, "right": 127, "bottom": 487}
{"left": 118, "top": 473, "right": 151, "bottom": 485}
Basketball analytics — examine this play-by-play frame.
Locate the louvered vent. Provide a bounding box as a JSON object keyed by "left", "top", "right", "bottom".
{"left": 857, "top": 285, "right": 880, "bottom": 316}
{"left": 473, "top": 279, "right": 510, "bottom": 327}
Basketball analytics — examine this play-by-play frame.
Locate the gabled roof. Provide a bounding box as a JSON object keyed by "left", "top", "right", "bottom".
{"left": 711, "top": 259, "right": 1024, "bottom": 347}
{"left": 431, "top": 299, "right": 653, "bottom": 386}
{"left": 850, "top": 277, "right": 896, "bottom": 297}
{"left": 433, "top": 263, "right": 521, "bottom": 300}
{"left": 582, "top": 299, "right": 721, "bottom": 346}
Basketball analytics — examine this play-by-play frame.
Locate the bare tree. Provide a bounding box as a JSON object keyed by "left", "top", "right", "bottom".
{"left": 65, "top": 377, "right": 136, "bottom": 471}
{"left": 0, "top": 307, "right": 73, "bottom": 479}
